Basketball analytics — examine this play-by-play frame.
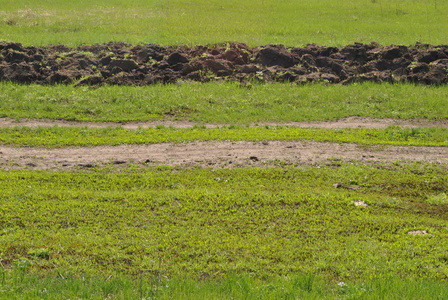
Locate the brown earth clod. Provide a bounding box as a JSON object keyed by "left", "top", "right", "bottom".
{"left": 0, "top": 42, "right": 447, "bottom": 85}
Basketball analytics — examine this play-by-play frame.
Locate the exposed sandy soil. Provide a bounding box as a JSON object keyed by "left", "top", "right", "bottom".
{"left": 2, "top": 117, "right": 448, "bottom": 129}
{"left": 1, "top": 140, "right": 447, "bottom": 170}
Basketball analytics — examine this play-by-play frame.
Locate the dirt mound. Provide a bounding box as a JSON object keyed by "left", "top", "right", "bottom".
{"left": 0, "top": 42, "right": 447, "bottom": 85}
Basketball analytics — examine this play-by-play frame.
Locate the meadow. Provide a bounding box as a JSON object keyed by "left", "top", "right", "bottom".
{"left": 1, "top": 0, "right": 448, "bottom": 298}
{"left": 0, "top": 0, "right": 447, "bottom": 46}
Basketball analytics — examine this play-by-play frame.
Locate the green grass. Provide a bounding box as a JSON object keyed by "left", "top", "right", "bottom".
{"left": 1, "top": 125, "right": 448, "bottom": 147}
{"left": 2, "top": 0, "right": 448, "bottom": 298}
{"left": 0, "top": 0, "right": 447, "bottom": 46}
{"left": 1, "top": 82, "right": 448, "bottom": 123}
{"left": 1, "top": 271, "right": 448, "bottom": 299}
{"left": 1, "top": 164, "right": 448, "bottom": 280}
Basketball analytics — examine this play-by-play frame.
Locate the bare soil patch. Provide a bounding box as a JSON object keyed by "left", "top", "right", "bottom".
{"left": 2, "top": 117, "right": 448, "bottom": 129}
{"left": 1, "top": 42, "right": 447, "bottom": 85}
{"left": 1, "top": 140, "right": 447, "bottom": 170}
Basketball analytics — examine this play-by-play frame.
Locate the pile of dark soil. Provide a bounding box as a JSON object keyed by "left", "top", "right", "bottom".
{"left": 1, "top": 42, "right": 447, "bottom": 85}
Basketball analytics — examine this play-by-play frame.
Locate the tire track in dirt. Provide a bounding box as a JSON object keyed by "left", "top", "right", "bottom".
{"left": 1, "top": 140, "right": 447, "bottom": 170}
{"left": 2, "top": 117, "right": 447, "bottom": 169}
{"left": 2, "top": 117, "right": 448, "bottom": 129}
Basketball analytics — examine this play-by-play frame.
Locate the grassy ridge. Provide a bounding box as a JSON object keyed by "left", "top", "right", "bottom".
{"left": 1, "top": 82, "right": 448, "bottom": 123}
{"left": 1, "top": 164, "right": 448, "bottom": 280}
{"left": 0, "top": 0, "right": 447, "bottom": 46}
{"left": 1, "top": 125, "right": 447, "bottom": 147}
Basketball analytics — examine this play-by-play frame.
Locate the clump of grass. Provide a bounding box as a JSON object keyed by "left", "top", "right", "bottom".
{"left": 426, "top": 193, "right": 448, "bottom": 205}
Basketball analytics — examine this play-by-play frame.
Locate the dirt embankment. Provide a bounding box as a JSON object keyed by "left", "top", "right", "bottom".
{"left": 1, "top": 42, "right": 447, "bottom": 85}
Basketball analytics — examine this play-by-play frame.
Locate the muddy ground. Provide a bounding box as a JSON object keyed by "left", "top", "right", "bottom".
{"left": 1, "top": 42, "right": 448, "bottom": 85}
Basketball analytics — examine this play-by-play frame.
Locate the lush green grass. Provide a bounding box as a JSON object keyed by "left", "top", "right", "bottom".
{"left": 0, "top": 0, "right": 447, "bottom": 46}
{"left": 1, "top": 164, "right": 448, "bottom": 280}
{"left": 1, "top": 82, "right": 448, "bottom": 123}
{"left": 2, "top": 271, "right": 448, "bottom": 299}
{"left": 1, "top": 125, "right": 448, "bottom": 148}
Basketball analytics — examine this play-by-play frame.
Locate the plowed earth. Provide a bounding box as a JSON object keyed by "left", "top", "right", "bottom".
{"left": 1, "top": 42, "right": 448, "bottom": 85}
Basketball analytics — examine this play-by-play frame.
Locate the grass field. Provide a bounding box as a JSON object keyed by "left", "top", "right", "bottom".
{"left": 1, "top": 0, "right": 448, "bottom": 298}
{"left": 1, "top": 0, "right": 447, "bottom": 46}
{"left": 1, "top": 82, "right": 448, "bottom": 123}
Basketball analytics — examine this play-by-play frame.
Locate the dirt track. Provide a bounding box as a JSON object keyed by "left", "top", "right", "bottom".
{"left": 1, "top": 42, "right": 447, "bottom": 85}
{"left": 1, "top": 140, "right": 447, "bottom": 170}
{"left": 2, "top": 117, "right": 448, "bottom": 130}
{"left": 1, "top": 118, "right": 447, "bottom": 170}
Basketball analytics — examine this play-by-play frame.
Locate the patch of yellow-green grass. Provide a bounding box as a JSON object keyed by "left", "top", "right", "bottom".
{"left": 0, "top": 125, "right": 447, "bottom": 147}
{"left": 1, "top": 164, "right": 448, "bottom": 280}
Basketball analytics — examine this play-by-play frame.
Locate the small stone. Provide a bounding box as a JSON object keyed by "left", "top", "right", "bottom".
{"left": 333, "top": 183, "right": 342, "bottom": 188}
{"left": 407, "top": 230, "right": 429, "bottom": 236}
{"left": 347, "top": 185, "right": 361, "bottom": 191}
{"left": 354, "top": 200, "right": 368, "bottom": 207}
{"left": 79, "top": 163, "right": 94, "bottom": 168}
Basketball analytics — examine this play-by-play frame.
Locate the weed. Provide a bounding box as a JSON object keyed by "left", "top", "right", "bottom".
{"left": 426, "top": 193, "right": 448, "bottom": 205}
{"left": 27, "top": 248, "right": 52, "bottom": 260}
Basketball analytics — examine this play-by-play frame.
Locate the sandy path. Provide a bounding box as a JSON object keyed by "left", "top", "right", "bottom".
{"left": 2, "top": 117, "right": 448, "bottom": 129}
{"left": 1, "top": 141, "right": 447, "bottom": 170}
